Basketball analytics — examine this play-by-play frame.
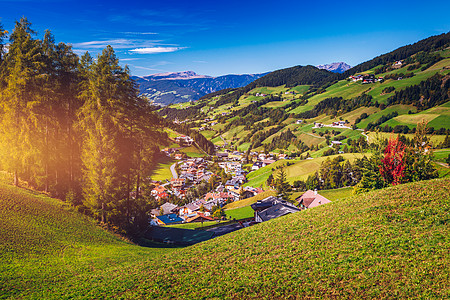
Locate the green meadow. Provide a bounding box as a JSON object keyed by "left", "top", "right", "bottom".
{"left": 1, "top": 178, "right": 448, "bottom": 299}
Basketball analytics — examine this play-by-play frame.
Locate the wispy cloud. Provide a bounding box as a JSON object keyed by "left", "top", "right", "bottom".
{"left": 72, "top": 38, "right": 162, "bottom": 49}
{"left": 130, "top": 47, "right": 186, "bottom": 54}
{"left": 120, "top": 31, "right": 158, "bottom": 36}
{"left": 194, "top": 60, "right": 208, "bottom": 63}
{"left": 120, "top": 58, "right": 142, "bottom": 61}
{"left": 132, "top": 65, "right": 161, "bottom": 71}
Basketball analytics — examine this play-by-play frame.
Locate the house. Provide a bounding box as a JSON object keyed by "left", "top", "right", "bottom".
{"left": 331, "top": 141, "right": 342, "bottom": 145}
{"left": 171, "top": 178, "right": 186, "bottom": 189}
{"left": 255, "top": 202, "right": 300, "bottom": 222}
{"left": 262, "top": 159, "right": 276, "bottom": 166}
{"left": 157, "top": 191, "right": 169, "bottom": 199}
{"left": 296, "top": 190, "right": 331, "bottom": 210}
{"left": 217, "top": 152, "right": 229, "bottom": 159}
{"left": 244, "top": 186, "right": 264, "bottom": 196}
{"left": 175, "top": 135, "right": 194, "bottom": 146}
{"left": 151, "top": 185, "right": 166, "bottom": 197}
{"left": 159, "top": 202, "right": 178, "bottom": 215}
{"left": 184, "top": 212, "right": 215, "bottom": 223}
{"left": 393, "top": 60, "right": 403, "bottom": 68}
{"left": 154, "top": 213, "right": 184, "bottom": 225}
{"left": 178, "top": 199, "right": 206, "bottom": 216}
{"left": 278, "top": 153, "right": 287, "bottom": 160}
{"left": 250, "top": 196, "right": 281, "bottom": 213}
{"left": 252, "top": 161, "right": 264, "bottom": 170}
{"left": 296, "top": 120, "right": 303, "bottom": 124}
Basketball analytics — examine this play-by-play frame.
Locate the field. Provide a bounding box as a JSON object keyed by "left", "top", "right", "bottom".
{"left": 433, "top": 148, "right": 450, "bottom": 163}
{"left": 284, "top": 153, "right": 366, "bottom": 183}
{"left": 244, "top": 160, "right": 294, "bottom": 188}
{"left": 366, "top": 132, "right": 446, "bottom": 145}
{"left": 223, "top": 191, "right": 276, "bottom": 210}
{"left": 149, "top": 154, "right": 176, "bottom": 181}
{"left": 225, "top": 205, "right": 255, "bottom": 219}
{"left": 179, "top": 145, "right": 206, "bottom": 158}
{"left": 2, "top": 178, "right": 448, "bottom": 298}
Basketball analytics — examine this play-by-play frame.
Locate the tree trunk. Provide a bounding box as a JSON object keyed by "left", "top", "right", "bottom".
{"left": 45, "top": 118, "right": 49, "bottom": 193}
{"left": 101, "top": 202, "right": 105, "bottom": 223}
{"left": 14, "top": 169, "right": 19, "bottom": 187}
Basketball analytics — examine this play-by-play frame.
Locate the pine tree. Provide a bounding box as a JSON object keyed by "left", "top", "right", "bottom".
{"left": 0, "top": 17, "right": 42, "bottom": 186}
{"left": 78, "top": 46, "right": 130, "bottom": 223}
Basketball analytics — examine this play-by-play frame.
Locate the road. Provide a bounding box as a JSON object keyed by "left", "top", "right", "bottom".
{"left": 357, "top": 129, "right": 369, "bottom": 143}
{"left": 170, "top": 163, "right": 178, "bottom": 179}
{"left": 220, "top": 135, "right": 228, "bottom": 147}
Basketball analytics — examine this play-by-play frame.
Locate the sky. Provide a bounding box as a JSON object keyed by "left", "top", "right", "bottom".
{"left": 1, "top": 0, "right": 449, "bottom": 77}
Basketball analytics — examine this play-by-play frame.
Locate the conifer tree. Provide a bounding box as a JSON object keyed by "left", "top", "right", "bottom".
{"left": 0, "top": 18, "right": 42, "bottom": 186}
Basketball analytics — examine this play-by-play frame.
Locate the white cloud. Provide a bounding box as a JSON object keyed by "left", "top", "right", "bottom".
{"left": 129, "top": 47, "right": 185, "bottom": 54}
{"left": 71, "top": 39, "right": 163, "bottom": 49}
{"left": 120, "top": 32, "right": 158, "bottom": 36}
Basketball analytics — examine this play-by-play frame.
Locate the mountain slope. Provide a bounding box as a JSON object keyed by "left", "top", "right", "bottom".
{"left": 168, "top": 40, "right": 449, "bottom": 158}
{"left": 342, "top": 31, "right": 450, "bottom": 77}
{"left": 2, "top": 178, "right": 449, "bottom": 298}
{"left": 133, "top": 71, "right": 266, "bottom": 105}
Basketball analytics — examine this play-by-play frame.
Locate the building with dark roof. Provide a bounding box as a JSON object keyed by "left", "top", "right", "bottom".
{"left": 250, "top": 196, "right": 281, "bottom": 212}
{"left": 255, "top": 202, "right": 300, "bottom": 222}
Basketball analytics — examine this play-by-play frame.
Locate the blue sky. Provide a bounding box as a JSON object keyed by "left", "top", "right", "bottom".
{"left": 1, "top": 0, "right": 449, "bottom": 77}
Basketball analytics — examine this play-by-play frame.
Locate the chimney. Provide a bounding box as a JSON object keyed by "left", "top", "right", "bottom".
{"left": 314, "top": 189, "right": 317, "bottom": 195}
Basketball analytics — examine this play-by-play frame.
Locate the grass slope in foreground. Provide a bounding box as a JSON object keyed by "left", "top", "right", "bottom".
{"left": 0, "top": 182, "right": 170, "bottom": 299}
{"left": 2, "top": 179, "right": 449, "bottom": 298}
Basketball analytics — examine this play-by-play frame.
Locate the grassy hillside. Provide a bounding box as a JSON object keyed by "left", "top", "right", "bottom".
{"left": 1, "top": 178, "right": 449, "bottom": 298}
{"left": 0, "top": 182, "right": 170, "bottom": 299}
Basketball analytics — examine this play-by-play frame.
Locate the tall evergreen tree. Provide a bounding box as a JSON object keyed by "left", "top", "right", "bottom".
{"left": 0, "top": 17, "right": 43, "bottom": 186}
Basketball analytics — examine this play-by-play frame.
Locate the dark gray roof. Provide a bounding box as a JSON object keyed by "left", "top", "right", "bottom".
{"left": 250, "top": 196, "right": 281, "bottom": 211}
{"left": 256, "top": 203, "right": 300, "bottom": 222}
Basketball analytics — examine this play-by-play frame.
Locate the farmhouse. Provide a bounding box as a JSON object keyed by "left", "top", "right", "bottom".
{"left": 175, "top": 135, "right": 194, "bottom": 146}
{"left": 296, "top": 190, "right": 331, "bottom": 210}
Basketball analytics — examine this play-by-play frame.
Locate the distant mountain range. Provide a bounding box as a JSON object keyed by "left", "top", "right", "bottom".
{"left": 133, "top": 71, "right": 267, "bottom": 105}
{"left": 316, "top": 62, "right": 351, "bottom": 73}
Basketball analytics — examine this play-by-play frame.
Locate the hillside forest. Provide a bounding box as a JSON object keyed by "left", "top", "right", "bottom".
{"left": 0, "top": 18, "right": 166, "bottom": 234}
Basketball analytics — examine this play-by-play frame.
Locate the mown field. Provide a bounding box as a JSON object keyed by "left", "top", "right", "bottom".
{"left": 149, "top": 154, "right": 176, "bottom": 181}
{"left": 223, "top": 190, "right": 276, "bottom": 209}
{"left": 2, "top": 178, "right": 448, "bottom": 299}
{"left": 179, "top": 145, "right": 206, "bottom": 158}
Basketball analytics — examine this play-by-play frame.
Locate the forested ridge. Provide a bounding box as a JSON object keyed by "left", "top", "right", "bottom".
{"left": 341, "top": 32, "right": 450, "bottom": 77}
{"left": 200, "top": 65, "right": 337, "bottom": 108}
{"left": 0, "top": 18, "right": 165, "bottom": 233}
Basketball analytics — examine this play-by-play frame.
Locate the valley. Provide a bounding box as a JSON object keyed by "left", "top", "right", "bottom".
{"left": 0, "top": 14, "right": 449, "bottom": 299}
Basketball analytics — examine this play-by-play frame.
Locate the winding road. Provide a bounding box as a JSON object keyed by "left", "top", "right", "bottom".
{"left": 170, "top": 163, "right": 178, "bottom": 179}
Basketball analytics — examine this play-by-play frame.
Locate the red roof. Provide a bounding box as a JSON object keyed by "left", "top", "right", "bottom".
{"left": 158, "top": 192, "right": 169, "bottom": 198}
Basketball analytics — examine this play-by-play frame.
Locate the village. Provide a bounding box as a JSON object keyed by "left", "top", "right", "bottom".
{"left": 146, "top": 134, "right": 332, "bottom": 244}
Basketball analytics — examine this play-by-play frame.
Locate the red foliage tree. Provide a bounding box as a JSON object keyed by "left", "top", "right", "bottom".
{"left": 379, "top": 136, "right": 406, "bottom": 185}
